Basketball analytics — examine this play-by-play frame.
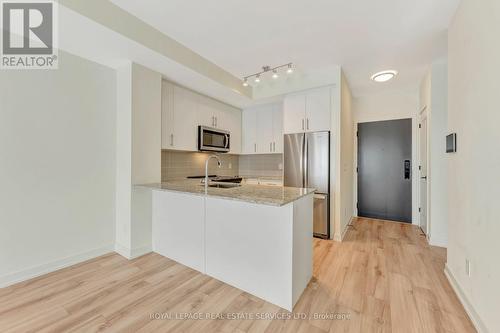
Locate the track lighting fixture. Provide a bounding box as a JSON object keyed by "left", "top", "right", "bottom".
{"left": 242, "top": 63, "right": 293, "bottom": 86}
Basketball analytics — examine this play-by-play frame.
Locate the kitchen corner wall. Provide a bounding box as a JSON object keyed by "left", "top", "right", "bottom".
{"left": 161, "top": 151, "right": 283, "bottom": 181}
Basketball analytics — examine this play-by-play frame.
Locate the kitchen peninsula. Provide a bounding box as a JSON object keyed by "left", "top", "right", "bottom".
{"left": 139, "top": 180, "right": 314, "bottom": 311}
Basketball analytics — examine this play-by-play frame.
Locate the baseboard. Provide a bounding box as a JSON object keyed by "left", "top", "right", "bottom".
{"left": 131, "top": 245, "right": 152, "bottom": 258}
{"left": 333, "top": 217, "right": 353, "bottom": 242}
{"left": 0, "top": 245, "right": 113, "bottom": 288}
{"left": 429, "top": 235, "right": 447, "bottom": 248}
{"left": 444, "top": 264, "right": 488, "bottom": 333}
{"left": 114, "top": 243, "right": 152, "bottom": 260}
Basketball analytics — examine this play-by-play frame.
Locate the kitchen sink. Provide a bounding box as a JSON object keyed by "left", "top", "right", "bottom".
{"left": 202, "top": 182, "right": 241, "bottom": 189}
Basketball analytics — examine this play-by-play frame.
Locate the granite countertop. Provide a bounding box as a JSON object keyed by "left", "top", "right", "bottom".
{"left": 136, "top": 180, "right": 315, "bottom": 207}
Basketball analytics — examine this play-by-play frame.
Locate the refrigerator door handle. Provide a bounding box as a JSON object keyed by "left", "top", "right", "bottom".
{"left": 302, "top": 135, "right": 309, "bottom": 188}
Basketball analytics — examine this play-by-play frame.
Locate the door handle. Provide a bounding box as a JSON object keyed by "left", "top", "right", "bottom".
{"left": 404, "top": 160, "right": 411, "bottom": 179}
{"left": 421, "top": 176, "right": 427, "bottom": 180}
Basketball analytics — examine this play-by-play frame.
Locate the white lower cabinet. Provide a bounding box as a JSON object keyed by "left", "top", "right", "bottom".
{"left": 151, "top": 189, "right": 313, "bottom": 311}
{"left": 242, "top": 103, "right": 283, "bottom": 154}
{"left": 152, "top": 190, "right": 205, "bottom": 272}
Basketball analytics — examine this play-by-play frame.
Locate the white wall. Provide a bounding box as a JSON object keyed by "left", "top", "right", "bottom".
{"left": 115, "top": 64, "right": 133, "bottom": 253}
{"left": 0, "top": 51, "right": 116, "bottom": 287}
{"left": 353, "top": 90, "right": 420, "bottom": 224}
{"left": 115, "top": 62, "right": 161, "bottom": 259}
{"left": 420, "top": 61, "right": 449, "bottom": 247}
{"left": 334, "top": 72, "right": 354, "bottom": 240}
{"left": 446, "top": 0, "right": 500, "bottom": 331}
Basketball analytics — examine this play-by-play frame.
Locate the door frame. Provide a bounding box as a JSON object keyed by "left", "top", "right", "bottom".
{"left": 353, "top": 116, "right": 419, "bottom": 225}
{"left": 418, "top": 106, "right": 430, "bottom": 239}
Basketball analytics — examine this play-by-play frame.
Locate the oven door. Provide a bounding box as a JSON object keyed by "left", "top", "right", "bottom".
{"left": 198, "top": 126, "right": 230, "bottom": 152}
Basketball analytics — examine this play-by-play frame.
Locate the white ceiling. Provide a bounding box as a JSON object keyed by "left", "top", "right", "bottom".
{"left": 110, "top": 0, "right": 459, "bottom": 97}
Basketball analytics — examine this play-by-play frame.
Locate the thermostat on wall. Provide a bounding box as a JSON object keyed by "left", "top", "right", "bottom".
{"left": 446, "top": 133, "right": 457, "bottom": 153}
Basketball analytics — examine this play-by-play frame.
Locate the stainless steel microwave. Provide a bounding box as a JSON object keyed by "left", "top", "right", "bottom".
{"left": 198, "top": 126, "right": 230, "bottom": 152}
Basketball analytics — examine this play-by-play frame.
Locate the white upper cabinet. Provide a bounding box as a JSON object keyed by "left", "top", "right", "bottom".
{"left": 283, "top": 93, "right": 306, "bottom": 134}
{"left": 172, "top": 85, "right": 199, "bottom": 151}
{"left": 197, "top": 95, "right": 219, "bottom": 128}
{"left": 221, "top": 104, "right": 242, "bottom": 155}
{"left": 257, "top": 105, "right": 274, "bottom": 154}
{"left": 305, "top": 87, "right": 331, "bottom": 132}
{"left": 242, "top": 108, "right": 257, "bottom": 154}
{"left": 161, "top": 81, "right": 242, "bottom": 153}
{"left": 283, "top": 86, "right": 332, "bottom": 134}
{"left": 272, "top": 104, "right": 283, "bottom": 153}
{"left": 161, "top": 81, "right": 174, "bottom": 149}
{"left": 161, "top": 82, "right": 198, "bottom": 151}
{"left": 242, "top": 103, "right": 283, "bottom": 154}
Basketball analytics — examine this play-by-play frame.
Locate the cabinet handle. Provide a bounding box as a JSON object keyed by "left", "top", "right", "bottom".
{"left": 270, "top": 142, "right": 272, "bottom": 151}
{"left": 273, "top": 142, "right": 276, "bottom": 152}
{"left": 306, "top": 118, "right": 309, "bottom": 130}
{"left": 302, "top": 119, "right": 304, "bottom": 130}
{"left": 212, "top": 116, "right": 214, "bottom": 127}
{"left": 215, "top": 116, "right": 218, "bottom": 128}
{"left": 170, "top": 133, "right": 173, "bottom": 146}
{"left": 254, "top": 143, "right": 257, "bottom": 153}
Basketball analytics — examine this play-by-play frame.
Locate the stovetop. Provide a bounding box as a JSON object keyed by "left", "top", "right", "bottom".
{"left": 187, "top": 175, "right": 243, "bottom": 183}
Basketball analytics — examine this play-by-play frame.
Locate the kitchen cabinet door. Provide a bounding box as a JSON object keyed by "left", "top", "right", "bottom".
{"left": 242, "top": 109, "right": 257, "bottom": 154}
{"left": 222, "top": 104, "right": 242, "bottom": 154}
{"left": 171, "top": 85, "right": 199, "bottom": 151}
{"left": 161, "top": 81, "right": 174, "bottom": 149}
{"left": 283, "top": 93, "right": 306, "bottom": 134}
{"left": 257, "top": 106, "right": 274, "bottom": 154}
{"left": 305, "top": 87, "right": 331, "bottom": 132}
{"left": 197, "top": 94, "right": 218, "bottom": 128}
{"left": 272, "top": 104, "right": 284, "bottom": 153}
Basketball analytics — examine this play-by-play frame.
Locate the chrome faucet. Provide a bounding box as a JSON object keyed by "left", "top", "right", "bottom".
{"left": 205, "top": 154, "right": 222, "bottom": 193}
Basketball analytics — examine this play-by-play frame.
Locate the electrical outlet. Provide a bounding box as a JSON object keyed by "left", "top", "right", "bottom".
{"left": 465, "top": 259, "right": 471, "bottom": 277}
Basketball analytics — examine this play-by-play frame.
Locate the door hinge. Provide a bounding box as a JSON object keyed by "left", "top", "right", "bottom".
{"left": 356, "top": 202, "right": 359, "bottom": 209}
{"left": 419, "top": 207, "right": 422, "bottom": 213}
{"left": 356, "top": 167, "right": 359, "bottom": 173}
{"left": 419, "top": 124, "right": 422, "bottom": 129}
{"left": 356, "top": 131, "right": 359, "bottom": 137}
{"left": 419, "top": 165, "right": 422, "bottom": 171}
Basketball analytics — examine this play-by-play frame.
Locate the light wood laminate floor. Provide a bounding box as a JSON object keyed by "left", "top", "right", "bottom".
{"left": 0, "top": 217, "right": 475, "bottom": 332}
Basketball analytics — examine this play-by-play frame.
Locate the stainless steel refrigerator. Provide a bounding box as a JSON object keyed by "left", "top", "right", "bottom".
{"left": 284, "top": 132, "right": 330, "bottom": 239}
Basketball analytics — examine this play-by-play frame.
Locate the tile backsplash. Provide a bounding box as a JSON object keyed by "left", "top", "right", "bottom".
{"left": 239, "top": 154, "right": 283, "bottom": 178}
{"left": 161, "top": 150, "right": 283, "bottom": 181}
{"left": 161, "top": 150, "right": 239, "bottom": 181}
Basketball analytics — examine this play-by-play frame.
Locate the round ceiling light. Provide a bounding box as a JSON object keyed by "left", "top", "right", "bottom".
{"left": 371, "top": 70, "right": 398, "bottom": 82}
